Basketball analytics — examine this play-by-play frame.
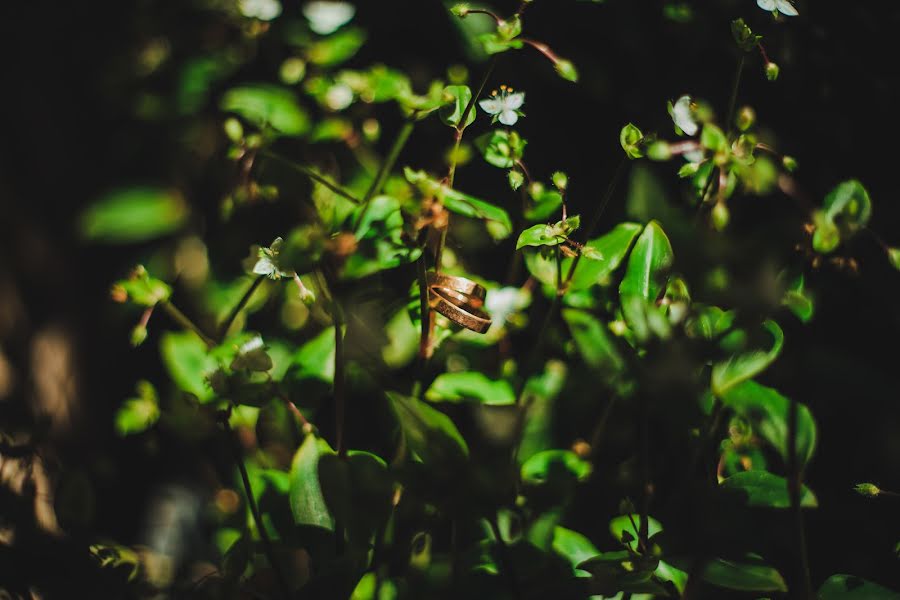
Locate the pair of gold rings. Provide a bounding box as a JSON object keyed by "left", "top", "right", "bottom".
{"left": 427, "top": 272, "right": 492, "bottom": 334}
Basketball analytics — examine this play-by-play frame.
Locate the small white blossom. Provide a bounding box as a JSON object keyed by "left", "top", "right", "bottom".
{"left": 670, "top": 95, "right": 698, "bottom": 136}
{"left": 479, "top": 85, "right": 525, "bottom": 127}
{"left": 239, "top": 0, "right": 282, "bottom": 21}
{"left": 253, "top": 237, "right": 292, "bottom": 280}
{"left": 303, "top": 1, "right": 356, "bottom": 35}
{"left": 757, "top": 0, "right": 799, "bottom": 17}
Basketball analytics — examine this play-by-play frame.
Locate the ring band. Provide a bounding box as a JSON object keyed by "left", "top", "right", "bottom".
{"left": 426, "top": 272, "right": 486, "bottom": 301}
{"left": 428, "top": 287, "right": 493, "bottom": 334}
{"left": 430, "top": 286, "right": 485, "bottom": 308}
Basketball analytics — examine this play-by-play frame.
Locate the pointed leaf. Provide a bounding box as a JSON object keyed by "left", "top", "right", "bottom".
{"left": 426, "top": 372, "right": 515, "bottom": 405}
{"left": 720, "top": 470, "right": 817, "bottom": 508}
{"left": 712, "top": 320, "right": 784, "bottom": 396}
{"left": 387, "top": 392, "right": 468, "bottom": 464}
{"left": 720, "top": 380, "right": 817, "bottom": 467}
{"left": 289, "top": 434, "right": 337, "bottom": 530}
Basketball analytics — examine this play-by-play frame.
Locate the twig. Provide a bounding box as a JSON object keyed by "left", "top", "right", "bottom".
{"left": 159, "top": 300, "right": 216, "bottom": 348}
{"left": 260, "top": 149, "right": 362, "bottom": 204}
{"left": 224, "top": 419, "right": 292, "bottom": 599}
{"left": 218, "top": 275, "right": 266, "bottom": 341}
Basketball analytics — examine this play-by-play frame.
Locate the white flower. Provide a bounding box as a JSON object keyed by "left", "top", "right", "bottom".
{"left": 303, "top": 1, "right": 356, "bottom": 35}
{"left": 479, "top": 85, "right": 525, "bottom": 126}
{"left": 239, "top": 0, "right": 282, "bottom": 21}
{"left": 252, "top": 237, "right": 292, "bottom": 279}
{"left": 670, "top": 95, "right": 698, "bottom": 136}
{"left": 757, "top": 0, "right": 799, "bottom": 17}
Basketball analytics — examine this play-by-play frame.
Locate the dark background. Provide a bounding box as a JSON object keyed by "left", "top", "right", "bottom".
{"left": 1, "top": 0, "right": 899, "bottom": 595}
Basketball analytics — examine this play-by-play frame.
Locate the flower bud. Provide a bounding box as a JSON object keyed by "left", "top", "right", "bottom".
{"left": 736, "top": 106, "right": 756, "bottom": 132}
{"left": 854, "top": 483, "right": 881, "bottom": 498}
{"left": 711, "top": 202, "right": 730, "bottom": 231}
{"left": 765, "top": 62, "right": 780, "bottom": 81}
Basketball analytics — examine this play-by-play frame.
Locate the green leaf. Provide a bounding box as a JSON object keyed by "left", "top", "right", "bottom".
{"left": 609, "top": 514, "right": 663, "bottom": 551}
{"left": 220, "top": 84, "right": 310, "bottom": 136}
{"left": 819, "top": 574, "right": 900, "bottom": 599}
{"left": 518, "top": 360, "right": 567, "bottom": 463}
{"left": 701, "top": 124, "right": 728, "bottom": 152}
{"left": 888, "top": 247, "right": 900, "bottom": 271}
{"left": 619, "top": 123, "right": 644, "bottom": 159}
{"left": 619, "top": 221, "right": 674, "bottom": 330}
{"left": 720, "top": 380, "right": 817, "bottom": 467}
{"left": 160, "top": 331, "right": 217, "bottom": 402}
{"left": 569, "top": 222, "right": 643, "bottom": 290}
{"left": 562, "top": 309, "right": 623, "bottom": 374}
{"left": 290, "top": 327, "right": 336, "bottom": 382}
{"left": 404, "top": 168, "right": 512, "bottom": 240}
{"left": 516, "top": 216, "right": 579, "bottom": 250}
{"left": 475, "top": 129, "right": 527, "bottom": 169}
{"left": 698, "top": 556, "right": 787, "bottom": 593}
{"left": 719, "top": 470, "right": 817, "bottom": 508}
{"left": 387, "top": 391, "right": 468, "bottom": 464}
{"left": 351, "top": 572, "right": 399, "bottom": 600}
{"left": 619, "top": 221, "right": 674, "bottom": 304}
{"left": 552, "top": 526, "right": 600, "bottom": 570}
{"left": 711, "top": 320, "right": 784, "bottom": 396}
{"left": 731, "top": 18, "right": 762, "bottom": 51}
{"left": 80, "top": 187, "right": 188, "bottom": 243}
{"left": 307, "top": 27, "right": 366, "bottom": 67}
{"left": 782, "top": 273, "right": 814, "bottom": 323}
{"left": 289, "top": 434, "right": 336, "bottom": 530}
{"left": 521, "top": 450, "right": 592, "bottom": 485}
{"left": 115, "top": 380, "right": 159, "bottom": 436}
{"left": 813, "top": 180, "right": 872, "bottom": 253}
{"left": 425, "top": 372, "right": 515, "bottom": 405}
{"left": 440, "top": 85, "right": 476, "bottom": 128}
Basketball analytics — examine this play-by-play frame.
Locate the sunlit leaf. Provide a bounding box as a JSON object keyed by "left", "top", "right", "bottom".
{"left": 160, "top": 331, "right": 217, "bottom": 402}
{"left": 426, "top": 371, "right": 515, "bottom": 405}
{"left": 220, "top": 84, "right": 310, "bottom": 136}
{"left": 80, "top": 187, "right": 188, "bottom": 243}
{"left": 289, "top": 434, "right": 336, "bottom": 530}
{"left": 115, "top": 380, "right": 159, "bottom": 436}
{"left": 711, "top": 320, "right": 784, "bottom": 396}
{"left": 619, "top": 221, "right": 674, "bottom": 331}
{"left": 720, "top": 380, "right": 817, "bottom": 467}
{"left": 521, "top": 450, "right": 592, "bottom": 486}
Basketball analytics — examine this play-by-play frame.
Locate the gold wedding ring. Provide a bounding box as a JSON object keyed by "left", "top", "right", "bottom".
{"left": 426, "top": 272, "right": 487, "bottom": 306}
{"left": 428, "top": 287, "right": 493, "bottom": 334}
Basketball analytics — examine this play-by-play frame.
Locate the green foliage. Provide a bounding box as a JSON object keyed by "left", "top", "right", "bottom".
{"left": 81, "top": 187, "right": 188, "bottom": 243}
{"left": 74, "top": 2, "right": 900, "bottom": 597}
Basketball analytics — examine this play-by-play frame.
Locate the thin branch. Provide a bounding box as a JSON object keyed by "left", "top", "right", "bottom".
{"left": 218, "top": 275, "right": 266, "bottom": 342}
{"left": 224, "top": 419, "right": 292, "bottom": 600}
{"left": 159, "top": 300, "right": 216, "bottom": 348}
{"left": 788, "top": 396, "right": 814, "bottom": 599}
{"left": 260, "top": 149, "right": 362, "bottom": 204}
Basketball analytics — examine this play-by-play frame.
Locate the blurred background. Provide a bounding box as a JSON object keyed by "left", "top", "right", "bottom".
{"left": 1, "top": 0, "right": 899, "bottom": 596}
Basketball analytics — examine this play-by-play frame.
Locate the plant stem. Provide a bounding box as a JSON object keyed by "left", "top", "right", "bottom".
{"left": 788, "top": 396, "right": 813, "bottom": 599}
{"left": 159, "top": 300, "right": 216, "bottom": 348}
{"left": 225, "top": 419, "right": 291, "bottom": 599}
{"left": 356, "top": 119, "right": 415, "bottom": 229}
{"left": 218, "top": 274, "right": 265, "bottom": 341}
{"left": 415, "top": 253, "right": 431, "bottom": 367}
{"left": 260, "top": 149, "right": 362, "bottom": 204}
{"left": 562, "top": 156, "right": 628, "bottom": 287}
{"left": 725, "top": 55, "right": 745, "bottom": 135}
{"left": 488, "top": 516, "right": 522, "bottom": 600}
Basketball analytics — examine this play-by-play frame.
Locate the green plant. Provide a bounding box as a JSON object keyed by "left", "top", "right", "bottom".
{"left": 73, "top": 1, "right": 900, "bottom": 598}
